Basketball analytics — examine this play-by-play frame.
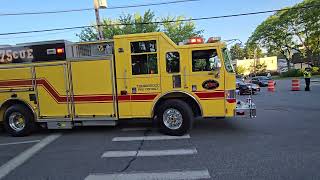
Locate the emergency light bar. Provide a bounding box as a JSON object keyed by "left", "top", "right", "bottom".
{"left": 207, "top": 37, "right": 221, "bottom": 43}
{"left": 187, "top": 37, "right": 204, "bottom": 44}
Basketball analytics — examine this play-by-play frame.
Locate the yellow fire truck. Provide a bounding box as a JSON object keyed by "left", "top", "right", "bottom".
{"left": 0, "top": 32, "right": 255, "bottom": 136}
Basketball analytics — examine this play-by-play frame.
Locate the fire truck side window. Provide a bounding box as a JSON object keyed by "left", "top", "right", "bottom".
{"left": 166, "top": 52, "right": 180, "bottom": 73}
{"left": 131, "top": 40, "right": 158, "bottom": 75}
{"left": 131, "top": 54, "right": 158, "bottom": 75}
{"left": 192, "top": 49, "right": 218, "bottom": 72}
{"left": 131, "top": 40, "right": 157, "bottom": 53}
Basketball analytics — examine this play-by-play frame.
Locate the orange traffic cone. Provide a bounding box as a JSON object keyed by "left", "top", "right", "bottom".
{"left": 268, "top": 80, "right": 275, "bottom": 92}
{"left": 291, "top": 79, "right": 300, "bottom": 91}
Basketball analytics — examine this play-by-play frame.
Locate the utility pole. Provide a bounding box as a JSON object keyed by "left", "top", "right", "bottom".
{"left": 94, "top": 0, "right": 107, "bottom": 40}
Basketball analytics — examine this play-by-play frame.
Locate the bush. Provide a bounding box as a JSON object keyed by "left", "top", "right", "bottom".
{"left": 280, "top": 69, "right": 303, "bottom": 77}
{"left": 270, "top": 71, "right": 280, "bottom": 76}
{"left": 312, "top": 67, "right": 319, "bottom": 73}
{"left": 255, "top": 71, "right": 279, "bottom": 76}
{"left": 312, "top": 71, "right": 320, "bottom": 76}
{"left": 255, "top": 72, "right": 267, "bottom": 76}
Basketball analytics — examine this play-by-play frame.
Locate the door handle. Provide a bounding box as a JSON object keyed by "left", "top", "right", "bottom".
{"left": 183, "top": 66, "right": 188, "bottom": 88}
{"left": 124, "top": 69, "right": 127, "bottom": 89}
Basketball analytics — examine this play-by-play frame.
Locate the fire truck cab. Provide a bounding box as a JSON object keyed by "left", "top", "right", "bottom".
{"left": 0, "top": 32, "right": 255, "bottom": 137}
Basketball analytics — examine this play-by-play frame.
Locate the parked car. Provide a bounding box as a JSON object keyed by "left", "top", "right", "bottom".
{"left": 246, "top": 83, "right": 260, "bottom": 94}
{"left": 236, "top": 80, "right": 252, "bottom": 95}
{"left": 236, "top": 75, "right": 245, "bottom": 82}
{"left": 250, "top": 76, "right": 276, "bottom": 87}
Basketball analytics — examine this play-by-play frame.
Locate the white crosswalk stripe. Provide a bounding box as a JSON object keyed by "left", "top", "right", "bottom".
{"left": 84, "top": 131, "right": 211, "bottom": 180}
{"left": 85, "top": 169, "right": 211, "bottom": 180}
{"left": 102, "top": 148, "right": 197, "bottom": 158}
{"left": 112, "top": 134, "right": 190, "bottom": 141}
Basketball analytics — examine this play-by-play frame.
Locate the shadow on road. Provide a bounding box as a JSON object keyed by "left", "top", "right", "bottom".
{"left": 193, "top": 118, "right": 249, "bottom": 134}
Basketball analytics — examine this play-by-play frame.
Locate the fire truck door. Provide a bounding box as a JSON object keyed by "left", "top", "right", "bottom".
{"left": 161, "top": 51, "right": 184, "bottom": 93}
{"left": 128, "top": 39, "right": 161, "bottom": 117}
{"left": 35, "top": 63, "right": 71, "bottom": 118}
{"left": 188, "top": 48, "right": 226, "bottom": 117}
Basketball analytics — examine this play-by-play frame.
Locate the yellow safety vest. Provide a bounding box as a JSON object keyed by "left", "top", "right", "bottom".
{"left": 303, "top": 71, "right": 312, "bottom": 78}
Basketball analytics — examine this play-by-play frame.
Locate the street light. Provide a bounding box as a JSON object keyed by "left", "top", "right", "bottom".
{"left": 94, "top": 0, "right": 107, "bottom": 40}
{"left": 225, "top": 39, "right": 243, "bottom": 46}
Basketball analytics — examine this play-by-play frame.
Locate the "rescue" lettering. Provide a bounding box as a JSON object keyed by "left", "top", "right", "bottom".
{"left": 0, "top": 49, "right": 34, "bottom": 63}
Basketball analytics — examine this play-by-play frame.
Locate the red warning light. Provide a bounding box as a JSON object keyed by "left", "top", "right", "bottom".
{"left": 56, "top": 48, "right": 64, "bottom": 54}
{"left": 187, "top": 37, "right": 204, "bottom": 44}
{"left": 207, "top": 37, "right": 221, "bottom": 43}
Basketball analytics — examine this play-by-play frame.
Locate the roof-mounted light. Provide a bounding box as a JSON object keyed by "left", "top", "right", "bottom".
{"left": 207, "top": 37, "right": 221, "bottom": 43}
{"left": 187, "top": 37, "right": 204, "bottom": 44}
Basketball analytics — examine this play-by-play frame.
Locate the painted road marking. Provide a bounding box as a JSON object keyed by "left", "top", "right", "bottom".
{"left": 0, "top": 140, "right": 41, "bottom": 147}
{"left": 0, "top": 134, "right": 61, "bottom": 180}
{"left": 112, "top": 134, "right": 190, "bottom": 142}
{"left": 85, "top": 169, "right": 211, "bottom": 180}
{"left": 121, "top": 127, "right": 148, "bottom": 132}
{"left": 102, "top": 148, "right": 197, "bottom": 158}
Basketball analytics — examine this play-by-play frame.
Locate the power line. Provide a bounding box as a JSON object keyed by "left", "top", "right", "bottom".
{"left": 0, "top": 0, "right": 200, "bottom": 17}
{"left": 0, "top": 29, "right": 78, "bottom": 40}
{"left": 0, "top": 4, "right": 319, "bottom": 36}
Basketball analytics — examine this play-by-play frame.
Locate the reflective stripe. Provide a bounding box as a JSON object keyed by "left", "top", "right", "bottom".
{"left": 304, "top": 71, "right": 311, "bottom": 78}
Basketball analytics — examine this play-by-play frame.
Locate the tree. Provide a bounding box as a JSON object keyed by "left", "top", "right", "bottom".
{"left": 248, "top": 10, "right": 296, "bottom": 70}
{"left": 230, "top": 43, "right": 245, "bottom": 60}
{"left": 248, "top": 0, "right": 320, "bottom": 68}
{"left": 243, "top": 43, "right": 264, "bottom": 59}
{"left": 161, "top": 16, "right": 203, "bottom": 44}
{"left": 282, "top": 0, "right": 320, "bottom": 66}
{"left": 235, "top": 65, "right": 246, "bottom": 75}
{"left": 77, "top": 10, "right": 203, "bottom": 44}
{"left": 249, "top": 62, "right": 267, "bottom": 75}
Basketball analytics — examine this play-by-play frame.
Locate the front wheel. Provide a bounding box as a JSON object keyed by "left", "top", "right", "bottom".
{"left": 157, "top": 99, "right": 193, "bottom": 136}
{"left": 4, "top": 105, "right": 36, "bottom": 137}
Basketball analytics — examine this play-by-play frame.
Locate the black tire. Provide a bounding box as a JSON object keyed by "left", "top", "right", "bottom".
{"left": 3, "top": 104, "right": 36, "bottom": 137}
{"left": 156, "top": 99, "right": 193, "bottom": 136}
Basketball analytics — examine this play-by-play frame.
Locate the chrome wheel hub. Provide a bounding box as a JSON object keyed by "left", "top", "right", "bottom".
{"left": 9, "top": 112, "right": 25, "bottom": 132}
{"left": 163, "top": 108, "right": 183, "bottom": 130}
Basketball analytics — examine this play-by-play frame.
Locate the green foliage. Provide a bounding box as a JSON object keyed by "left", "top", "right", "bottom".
{"left": 280, "top": 69, "right": 303, "bottom": 77}
{"left": 161, "top": 16, "right": 203, "bottom": 44}
{"left": 193, "top": 60, "right": 207, "bottom": 71}
{"left": 243, "top": 43, "right": 264, "bottom": 59}
{"left": 235, "top": 65, "right": 246, "bottom": 75}
{"left": 248, "top": 0, "right": 320, "bottom": 67}
{"left": 248, "top": 62, "right": 267, "bottom": 75}
{"left": 312, "top": 67, "right": 319, "bottom": 73}
{"left": 77, "top": 10, "right": 203, "bottom": 44}
{"left": 229, "top": 42, "right": 264, "bottom": 60}
{"left": 230, "top": 43, "right": 245, "bottom": 60}
{"left": 254, "top": 62, "right": 267, "bottom": 74}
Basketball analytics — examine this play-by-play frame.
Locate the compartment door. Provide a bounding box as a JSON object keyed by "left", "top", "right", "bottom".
{"left": 35, "top": 64, "right": 70, "bottom": 118}
{"left": 70, "top": 59, "right": 116, "bottom": 118}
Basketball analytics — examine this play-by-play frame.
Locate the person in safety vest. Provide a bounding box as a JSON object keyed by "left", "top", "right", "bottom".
{"left": 303, "top": 67, "right": 312, "bottom": 91}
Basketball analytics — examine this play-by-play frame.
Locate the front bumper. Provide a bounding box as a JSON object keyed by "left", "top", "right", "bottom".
{"left": 235, "top": 99, "right": 256, "bottom": 118}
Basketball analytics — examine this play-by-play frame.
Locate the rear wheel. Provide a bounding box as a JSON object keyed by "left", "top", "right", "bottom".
{"left": 157, "top": 99, "right": 193, "bottom": 136}
{"left": 4, "top": 105, "right": 36, "bottom": 137}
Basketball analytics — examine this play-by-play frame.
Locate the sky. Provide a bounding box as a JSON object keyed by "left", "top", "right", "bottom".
{"left": 0, "top": 0, "right": 303, "bottom": 45}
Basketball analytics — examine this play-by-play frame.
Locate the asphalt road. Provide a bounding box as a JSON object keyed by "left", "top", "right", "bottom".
{"left": 0, "top": 79, "right": 320, "bottom": 180}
